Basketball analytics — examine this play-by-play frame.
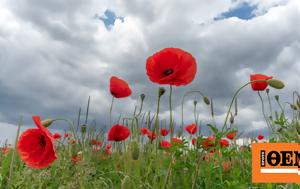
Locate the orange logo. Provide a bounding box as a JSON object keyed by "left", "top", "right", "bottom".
{"left": 252, "top": 143, "right": 299, "bottom": 184}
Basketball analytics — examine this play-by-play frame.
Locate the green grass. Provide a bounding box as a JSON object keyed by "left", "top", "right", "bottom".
{"left": 0, "top": 88, "right": 299, "bottom": 189}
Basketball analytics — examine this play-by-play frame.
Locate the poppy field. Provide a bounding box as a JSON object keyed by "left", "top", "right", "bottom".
{"left": 0, "top": 48, "right": 299, "bottom": 189}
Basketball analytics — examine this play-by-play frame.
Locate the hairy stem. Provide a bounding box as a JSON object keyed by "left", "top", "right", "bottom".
{"left": 169, "top": 85, "right": 173, "bottom": 138}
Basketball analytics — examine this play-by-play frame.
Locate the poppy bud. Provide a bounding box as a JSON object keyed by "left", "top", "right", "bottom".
{"left": 130, "top": 141, "right": 139, "bottom": 160}
{"left": 193, "top": 100, "right": 198, "bottom": 106}
{"left": 290, "top": 104, "right": 298, "bottom": 110}
{"left": 275, "top": 95, "right": 279, "bottom": 101}
{"left": 159, "top": 87, "right": 166, "bottom": 97}
{"left": 203, "top": 96, "right": 210, "bottom": 105}
{"left": 140, "top": 94, "right": 146, "bottom": 101}
{"left": 267, "top": 79, "right": 285, "bottom": 89}
{"left": 229, "top": 113, "right": 234, "bottom": 124}
{"left": 81, "top": 124, "right": 87, "bottom": 134}
{"left": 41, "top": 119, "right": 54, "bottom": 127}
{"left": 266, "top": 88, "right": 269, "bottom": 94}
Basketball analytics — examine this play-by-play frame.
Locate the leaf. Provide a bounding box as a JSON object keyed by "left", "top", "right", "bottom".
{"left": 206, "top": 124, "right": 218, "bottom": 134}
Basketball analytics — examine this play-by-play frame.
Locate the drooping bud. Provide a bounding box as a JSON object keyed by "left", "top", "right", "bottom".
{"left": 275, "top": 95, "right": 279, "bottom": 101}
{"left": 267, "top": 79, "right": 285, "bottom": 89}
{"left": 234, "top": 98, "right": 238, "bottom": 116}
{"left": 203, "top": 96, "right": 210, "bottom": 105}
{"left": 266, "top": 88, "right": 270, "bottom": 94}
{"left": 290, "top": 104, "right": 298, "bottom": 110}
{"left": 41, "top": 119, "right": 54, "bottom": 127}
{"left": 193, "top": 100, "right": 198, "bottom": 106}
{"left": 210, "top": 97, "right": 214, "bottom": 118}
{"left": 159, "top": 87, "right": 166, "bottom": 97}
{"left": 230, "top": 112, "right": 234, "bottom": 124}
{"left": 130, "top": 141, "right": 139, "bottom": 160}
{"left": 140, "top": 94, "right": 146, "bottom": 101}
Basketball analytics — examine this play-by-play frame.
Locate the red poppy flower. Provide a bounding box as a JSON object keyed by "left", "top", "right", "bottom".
{"left": 257, "top": 134, "right": 264, "bottom": 140}
{"left": 226, "top": 131, "right": 237, "bottom": 140}
{"left": 146, "top": 48, "right": 197, "bottom": 86}
{"left": 160, "top": 140, "right": 171, "bottom": 149}
{"left": 160, "top": 128, "right": 170, "bottom": 136}
{"left": 141, "top": 128, "right": 149, "bottom": 135}
{"left": 147, "top": 131, "right": 156, "bottom": 141}
{"left": 53, "top": 132, "right": 61, "bottom": 139}
{"left": 222, "top": 161, "right": 231, "bottom": 171}
{"left": 185, "top": 124, "right": 197, "bottom": 135}
{"left": 69, "top": 139, "right": 76, "bottom": 145}
{"left": 97, "top": 141, "right": 102, "bottom": 146}
{"left": 171, "top": 137, "right": 182, "bottom": 144}
{"left": 220, "top": 139, "right": 230, "bottom": 148}
{"left": 64, "top": 133, "right": 72, "bottom": 138}
{"left": 110, "top": 76, "right": 132, "bottom": 98}
{"left": 90, "top": 139, "right": 97, "bottom": 145}
{"left": 108, "top": 124, "right": 130, "bottom": 142}
{"left": 203, "top": 151, "right": 215, "bottom": 161}
{"left": 192, "top": 138, "right": 198, "bottom": 146}
{"left": 71, "top": 155, "right": 81, "bottom": 164}
{"left": 1, "top": 147, "right": 10, "bottom": 155}
{"left": 202, "top": 136, "right": 215, "bottom": 148}
{"left": 250, "top": 74, "right": 273, "bottom": 91}
{"left": 17, "top": 116, "right": 57, "bottom": 169}
{"left": 93, "top": 147, "right": 99, "bottom": 153}
{"left": 106, "top": 144, "right": 112, "bottom": 156}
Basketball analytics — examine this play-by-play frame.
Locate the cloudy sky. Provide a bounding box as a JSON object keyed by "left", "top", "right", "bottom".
{"left": 0, "top": 0, "right": 299, "bottom": 144}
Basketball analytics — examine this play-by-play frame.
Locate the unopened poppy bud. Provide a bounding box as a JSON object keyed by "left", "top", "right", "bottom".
{"left": 159, "top": 87, "right": 166, "bottom": 97}
{"left": 140, "top": 94, "right": 146, "bottom": 101}
{"left": 131, "top": 141, "right": 139, "bottom": 160}
{"left": 203, "top": 96, "right": 210, "bottom": 105}
{"left": 275, "top": 95, "right": 279, "bottom": 101}
{"left": 267, "top": 79, "right": 285, "bottom": 89}
{"left": 230, "top": 113, "right": 234, "bottom": 124}
{"left": 81, "top": 124, "right": 87, "bottom": 134}
{"left": 41, "top": 119, "right": 54, "bottom": 127}
{"left": 266, "top": 88, "right": 269, "bottom": 94}
{"left": 193, "top": 100, "right": 198, "bottom": 106}
{"left": 290, "top": 104, "right": 298, "bottom": 110}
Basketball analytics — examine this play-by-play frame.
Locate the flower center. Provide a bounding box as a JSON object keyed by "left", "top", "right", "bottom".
{"left": 163, "top": 69, "right": 174, "bottom": 76}
{"left": 40, "top": 135, "right": 46, "bottom": 147}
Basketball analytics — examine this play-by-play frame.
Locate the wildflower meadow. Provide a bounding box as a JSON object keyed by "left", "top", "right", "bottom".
{"left": 0, "top": 48, "right": 299, "bottom": 189}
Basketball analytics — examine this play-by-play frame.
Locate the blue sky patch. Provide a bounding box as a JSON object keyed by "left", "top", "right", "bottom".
{"left": 95, "top": 9, "right": 124, "bottom": 29}
{"left": 215, "top": 2, "right": 257, "bottom": 20}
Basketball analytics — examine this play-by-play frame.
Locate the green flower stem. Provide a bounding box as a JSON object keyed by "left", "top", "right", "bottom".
{"left": 266, "top": 91, "right": 273, "bottom": 120}
{"left": 153, "top": 88, "right": 162, "bottom": 153}
{"left": 193, "top": 102, "right": 199, "bottom": 128}
{"left": 136, "top": 97, "right": 144, "bottom": 117}
{"left": 181, "top": 90, "right": 206, "bottom": 136}
{"left": 221, "top": 80, "right": 270, "bottom": 133}
{"left": 8, "top": 116, "right": 23, "bottom": 186}
{"left": 169, "top": 85, "right": 173, "bottom": 138}
{"left": 257, "top": 91, "right": 274, "bottom": 132}
{"left": 163, "top": 155, "right": 173, "bottom": 189}
{"left": 109, "top": 97, "right": 115, "bottom": 127}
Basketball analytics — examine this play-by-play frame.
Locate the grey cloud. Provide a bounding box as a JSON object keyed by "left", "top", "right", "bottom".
{"left": 0, "top": 0, "right": 299, "bottom": 142}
